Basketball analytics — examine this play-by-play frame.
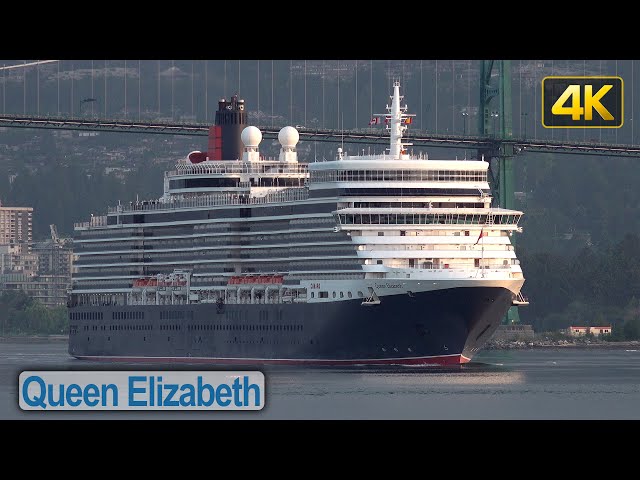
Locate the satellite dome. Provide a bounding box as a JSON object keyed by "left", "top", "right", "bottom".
{"left": 278, "top": 126, "right": 299, "bottom": 149}
{"left": 241, "top": 126, "right": 262, "bottom": 148}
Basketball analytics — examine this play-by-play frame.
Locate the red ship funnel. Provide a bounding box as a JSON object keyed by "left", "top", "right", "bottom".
{"left": 207, "top": 95, "right": 247, "bottom": 161}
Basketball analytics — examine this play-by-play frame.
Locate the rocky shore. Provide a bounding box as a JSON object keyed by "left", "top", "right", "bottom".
{"left": 485, "top": 338, "right": 640, "bottom": 350}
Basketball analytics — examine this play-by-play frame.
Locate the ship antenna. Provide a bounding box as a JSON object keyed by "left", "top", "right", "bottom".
{"left": 341, "top": 112, "right": 344, "bottom": 153}
{"left": 387, "top": 79, "right": 415, "bottom": 159}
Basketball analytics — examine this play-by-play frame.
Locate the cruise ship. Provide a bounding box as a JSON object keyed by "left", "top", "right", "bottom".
{"left": 67, "top": 81, "right": 526, "bottom": 365}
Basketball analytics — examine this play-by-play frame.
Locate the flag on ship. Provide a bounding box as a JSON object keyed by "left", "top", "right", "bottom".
{"left": 474, "top": 228, "right": 487, "bottom": 245}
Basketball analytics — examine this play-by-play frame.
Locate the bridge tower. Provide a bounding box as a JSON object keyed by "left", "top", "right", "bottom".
{"left": 478, "top": 60, "right": 520, "bottom": 324}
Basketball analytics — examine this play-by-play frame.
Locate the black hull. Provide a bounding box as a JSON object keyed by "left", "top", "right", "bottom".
{"left": 68, "top": 287, "right": 514, "bottom": 366}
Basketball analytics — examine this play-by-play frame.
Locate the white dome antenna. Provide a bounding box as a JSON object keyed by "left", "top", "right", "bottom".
{"left": 241, "top": 126, "right": 262, "bottom": 162}
{"left": 278, "top": 126, "right": 299, "bottom": 162}
{"left": 241, "top": 126, "right": 262, "bottom": 148}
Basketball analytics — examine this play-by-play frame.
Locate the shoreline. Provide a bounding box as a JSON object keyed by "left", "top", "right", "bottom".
{"left": 485, "top": 339, "right": 640, "bottom": 350}
{"left": 1, "top": 335, "right": 639, "bottom": 351}
{"left": 0, "top": 335, "right": 69, "bottom": 343}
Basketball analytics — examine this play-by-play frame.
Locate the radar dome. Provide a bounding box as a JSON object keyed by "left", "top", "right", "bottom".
{"left": 241, "top": 126, "right": 262, "bottom": 148}
{"left": 278, "top": 126, "right": 299, "bottom": 149}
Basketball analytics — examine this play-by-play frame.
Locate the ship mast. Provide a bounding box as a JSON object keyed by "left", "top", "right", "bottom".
{"left": 374, "top": 80, "right": 415, "bottom": 159}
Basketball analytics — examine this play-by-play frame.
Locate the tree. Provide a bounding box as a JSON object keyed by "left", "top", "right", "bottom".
{"left": 623, "top": 318, "right": 640, "bottom": 340}
{"left": 0, "top": 291, "right": 68, "bottom": 336}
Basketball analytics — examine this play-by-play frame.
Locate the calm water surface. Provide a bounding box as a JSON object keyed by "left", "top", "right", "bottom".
{"left": 1, "top": 340, "right": 639, "bottom": 419}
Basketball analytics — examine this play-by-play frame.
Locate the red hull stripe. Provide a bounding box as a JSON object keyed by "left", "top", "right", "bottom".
{"left": 75, "top": 354, "right": 470, "bottom": 366}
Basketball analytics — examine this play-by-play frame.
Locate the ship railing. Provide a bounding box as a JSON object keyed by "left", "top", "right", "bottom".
{"left": 74, "top": 215, "right": 108, "bottom": 229}
{"left": 172, "top": 161, "right": 309, "bottom": 176}
{"left": 91, "top": 215, "right": 107, "bottom": 226}
{"left": 380, "top": 262, "right": 514, "bottom": 271}
{"left": 106, "top": 188, "right": 309, "bottom": 214}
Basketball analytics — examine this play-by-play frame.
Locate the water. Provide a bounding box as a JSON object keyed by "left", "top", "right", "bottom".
{"left": 2, "top": 340, "right": 640, "bottom": 419}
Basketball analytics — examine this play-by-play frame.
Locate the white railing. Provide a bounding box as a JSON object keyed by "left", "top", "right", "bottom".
{"left": 104, "top": 188, "right": 310, "bottom": 214}
{"left": 74, "top": 215, "right": 107, "bottom": 229}
{"left": 371, "top": 261, "right": 514, "bottom": 270}
{"left": 172, "top": 160, "right": 309, "bottom": 176}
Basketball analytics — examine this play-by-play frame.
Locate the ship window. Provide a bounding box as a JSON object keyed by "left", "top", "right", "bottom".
{"left": 357, "top": 291, "right": 364, "bottom": 297}
{"left": 378, "top": 232, "right": 384, "bottom": 236}
{"left": 332, "top": 292, "right": 336, "bottom": 298}
{"left": 319, "top": 291, "right": 329, "bottom": 298}
{"left": 310, "top": 292, "right": 314, "bottom": 298}
{"left": 348, "top": 292, "right": 352, "bottom": 298}
{"left": 340, "top": 292, "right": 344, "bottom": 298}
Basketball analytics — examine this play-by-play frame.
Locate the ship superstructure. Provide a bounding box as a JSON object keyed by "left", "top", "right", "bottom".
{"left": 68, "top": 82, "right": 525, "bottom": 365}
